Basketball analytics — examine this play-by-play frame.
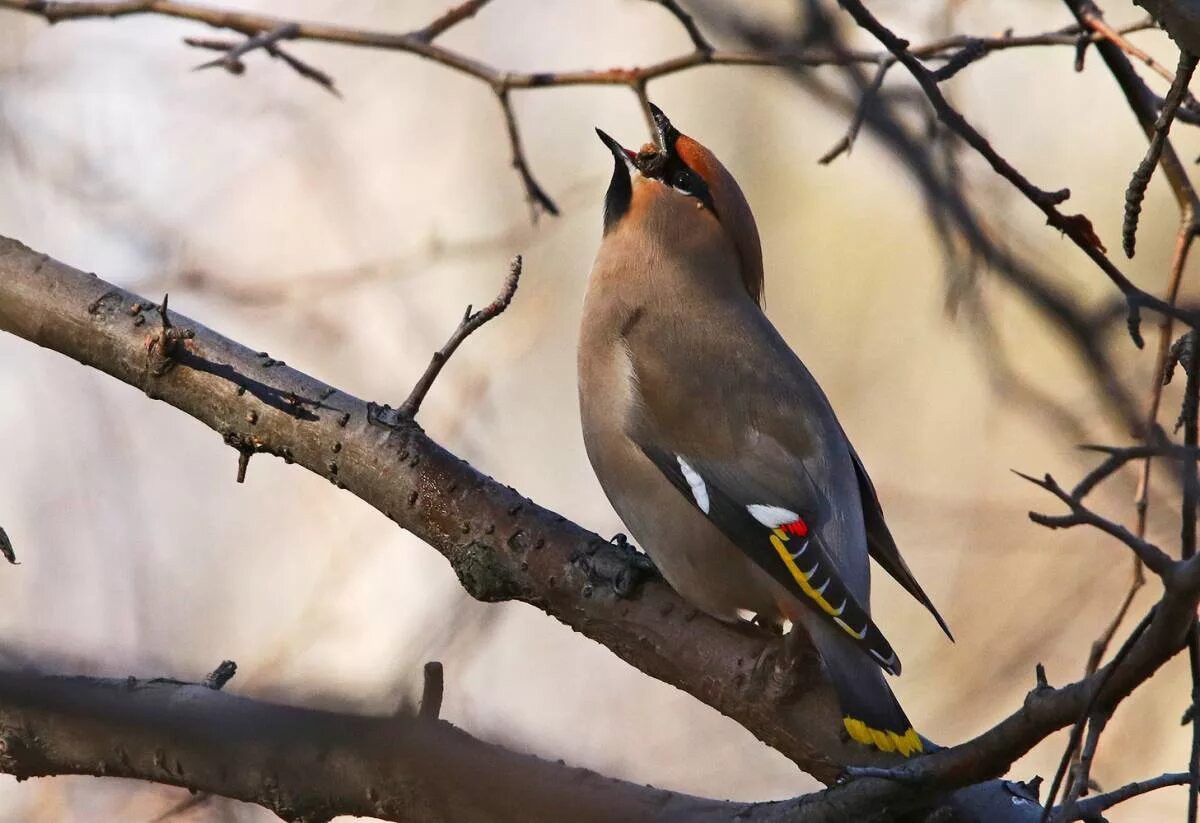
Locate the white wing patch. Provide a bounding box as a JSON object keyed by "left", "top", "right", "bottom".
{"left": 677, "top": 456, "right": 710, "bottom": 514}
{"left": 746, "top": 504, "right": 801, "bottom": 528}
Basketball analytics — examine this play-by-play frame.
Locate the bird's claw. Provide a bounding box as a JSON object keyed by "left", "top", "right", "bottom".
{"left": 574, "top": 533, "right": 659, "bottom": 598}
{"left": 611, "top": 534, "right": 658, "bottom": 598}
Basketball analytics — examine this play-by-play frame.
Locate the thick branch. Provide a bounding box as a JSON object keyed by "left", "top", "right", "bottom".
{"left": 0, "top": 668, "right": 781, "bottom": 823}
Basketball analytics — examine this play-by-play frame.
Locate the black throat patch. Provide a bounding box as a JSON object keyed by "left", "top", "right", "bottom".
{"left": 603, "top": 154, "right": 632, "bottom": 234}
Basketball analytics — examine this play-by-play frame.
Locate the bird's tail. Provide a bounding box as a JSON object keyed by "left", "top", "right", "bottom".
{"left": 815, "top": 625, "right": 922, "bottom": 757}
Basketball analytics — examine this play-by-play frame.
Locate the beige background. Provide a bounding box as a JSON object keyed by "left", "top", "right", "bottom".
{"left": 0, "top": 1, "right": 1195, "bottom": 820}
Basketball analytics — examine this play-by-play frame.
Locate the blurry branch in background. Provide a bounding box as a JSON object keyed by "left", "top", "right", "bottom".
{"left": 0, "top": 0, "right": 1172, "bottom": 443}
{"left": 0, "top": 665, "right": 832, "bottom": 823}
{"left": 0, "top": 0, "right": 1162, "bottom": 223}
{"left": 0, "top": 0, "right": 1169, "bottom": 437}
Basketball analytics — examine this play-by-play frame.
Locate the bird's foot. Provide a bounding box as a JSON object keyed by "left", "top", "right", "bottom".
{"left": 747, "top": 625, "right": 808, "bottom": 698}
{"left": 610, "top": 534, "right": 658, "bottom": 598}
{"left": 574, "top": 532, "right": 659, "bottom": 598}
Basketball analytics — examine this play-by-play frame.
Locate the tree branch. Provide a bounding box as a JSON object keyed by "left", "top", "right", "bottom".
{"left": 0, "top": 0, "right": 1176, "bottom": 220}
{"left": 0, "top": 666, "right": 796, "bottom": 823}
{"left": 400, "top": 255, "right": 522, "bottom": 419}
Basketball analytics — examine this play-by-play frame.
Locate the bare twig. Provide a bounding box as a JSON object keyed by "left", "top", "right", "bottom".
{"left": 495, "top": 91, "right": 558, "bottom": 220}
{"left": 413, "top": 0, "right": 493, "bottom": 43}
{"left": 1066, "top": 772, "right": 1191, "bottom": 820}
{"left": 400, "top": 255, "right": 522, "bottom": 419}
{"left": 0, "top": 0, "right": 1178, "bottom": 224}
{"left": 1040, "top": 608, "right": 1156, "bottom": 822}
{"left": 1059, "top": 714, "right": 1107, "bottom": 817}
{"left": 819, "top": 57, "right": 890, "bottom": 164}
{"left": 647, "top": 0, "right": 712, "bottom": 54}
{"left": 193, "top": 22, "right": 298, "bottom": 73}
{"left": 1014, "top": 470, "right": 1175, "bottom": 576}
{"left": 930, "top": 38, "right": 988, "bottom": 81}
{"left": 184, "top": 35, "right": 339, "bottom": 95}
{"left": 1123, "top": 49, "right": 1199, "bottom": 258}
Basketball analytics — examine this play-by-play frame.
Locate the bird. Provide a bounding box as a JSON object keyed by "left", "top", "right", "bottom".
{"left": 578, "top": 103, "right": 952, "bottom": 757}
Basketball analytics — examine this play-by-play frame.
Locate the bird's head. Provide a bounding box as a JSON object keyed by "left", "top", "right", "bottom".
{"left": 595, "top": 104, "right": 763, "bottom": 304}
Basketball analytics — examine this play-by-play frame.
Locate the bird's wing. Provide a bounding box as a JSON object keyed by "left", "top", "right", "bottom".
{"left": 846, "top": 441, "right": 954, "bottom": 641}
{"left": 637, "top": 440, "right": 902, "bottom": 675}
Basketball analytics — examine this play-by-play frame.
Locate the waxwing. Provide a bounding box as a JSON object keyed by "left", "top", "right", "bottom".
{"left": 577, "top": 104, "right": 952, "bottom": 757}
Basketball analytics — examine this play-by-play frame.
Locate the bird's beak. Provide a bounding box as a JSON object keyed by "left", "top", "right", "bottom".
{"left": 595, "top": 127, "right": 637, "bottom": 171}
{"left": 647, "top": 102, "right": 679, "bottom": 155}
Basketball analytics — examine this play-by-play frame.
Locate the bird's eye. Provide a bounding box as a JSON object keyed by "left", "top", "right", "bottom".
{"left": 673, "top": 170, "right": 693, "bottom": 192}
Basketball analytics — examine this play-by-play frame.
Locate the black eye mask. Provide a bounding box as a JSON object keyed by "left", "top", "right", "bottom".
{"left": 634, "top": 147, "right": 716, "bottom": 213}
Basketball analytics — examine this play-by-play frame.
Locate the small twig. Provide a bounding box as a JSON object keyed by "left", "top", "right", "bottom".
{"left": 1040, "top": 608, "right": 1157, "bottom": 821}
{"left": 203, "top": 660, "right": 237, "bottom": 690}
{"left": 194, "top": 22, "right": 299, "bottom": 73}
{"left": 413, "top": 0, "right": 492, "bottom": 43}
{"left": 266, "top": 44, "right": 339, "bottom": 96}
{"left": 495, "top": 89, "right": 558, "bottom": 220}
{"left": 419, "top": 661, "right": 444, "bottom": 719}
{"left": 1059, "top": 713, "right": 1108, "bottom": 817}
{"left": 819, "top": 57, "right": 891, "bottom": 164}
{"left": 648, "top": 0, "right": 712, "bottom": 55}
{"left": 185, "top": 35, "right": 340, "bottom": 95}
{"left": 1071, "top": 439, "right": 1178, "bottom": 499}
{"left": 0, "top": 526, "right": 16, "bottom": 565}
{"left": 1085, "top": 11, "right": 1195, "bottom": 92}
{"left": 400, "top": 255, "right": 522, "bottom": 418}
{"left": 1015, "top": 470, "right": 1175, "bottom": 576}
{"left": 1123, "top": 49, "right": 1199, "bottom": 258}
{"left": 1065, "top": 772, "right": 1191, "bottom": 820}
{"left": 1083, "top": 558, "right": 1144, "bottom": 675}
{"left": 931, "top": 38, "right": 987, "bottom": 81}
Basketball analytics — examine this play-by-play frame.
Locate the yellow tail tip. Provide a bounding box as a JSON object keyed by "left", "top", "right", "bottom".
{"left": 843, "top": 717, "right": 922, "bottom": 757}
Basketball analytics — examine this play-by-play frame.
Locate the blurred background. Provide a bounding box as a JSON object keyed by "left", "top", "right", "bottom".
{"left": 0, "top": 1, "right": 1196, "bottom": 820}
